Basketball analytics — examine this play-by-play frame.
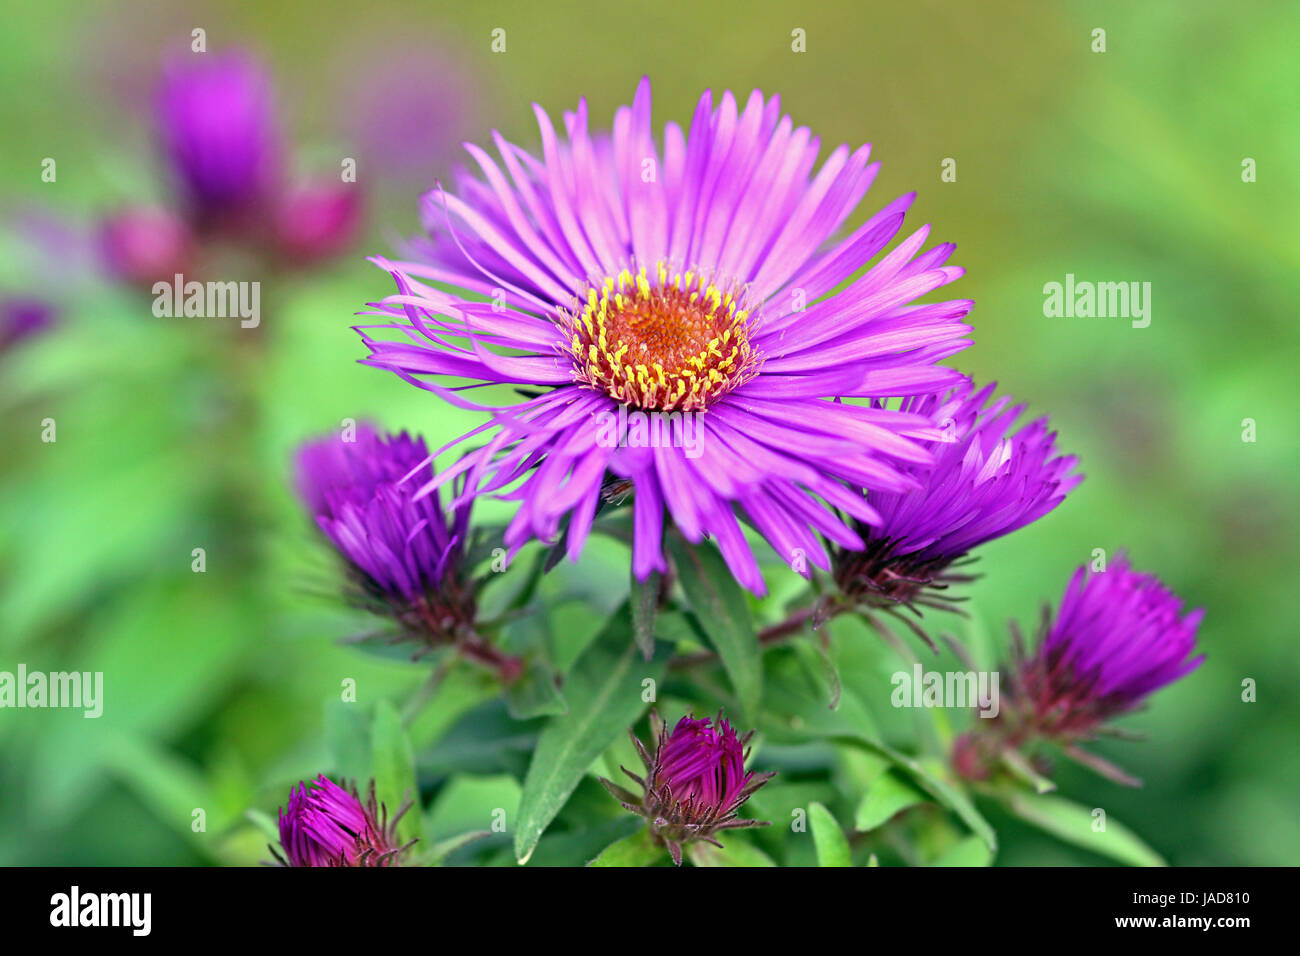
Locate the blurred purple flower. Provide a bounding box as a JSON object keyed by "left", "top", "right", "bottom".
{"left": 155, "top": 50, "right": 282, "bottom": 231}
{"left": 273, "top": 775, "right": 412, "bottom": 867}
{"left": 341, "top": 44, "right": 477, "bottom": 185}
{"left": 600, "top": 710, "right": 773, "bottom": 865}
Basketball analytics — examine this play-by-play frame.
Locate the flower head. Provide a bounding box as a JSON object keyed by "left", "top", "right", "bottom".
{"left": 155, "top": 50, "right": 282, "bottom": 230}
{"left": 358, "top": 78, "right": 973, "bottom": 595}
{"left": 1012, "top": 555, "right": 1204, "bottom": 737}
{"left": 273, "top": 775, "right": 412, "bottom": 867}
{"left": 834, "top": 381, "right": 1081, "bottom": 612}
{"left": 294, "top": 424, "right": 475, "bottom": 648}
{"left": 600, "top": 710, "right": 774, "bottom": 865}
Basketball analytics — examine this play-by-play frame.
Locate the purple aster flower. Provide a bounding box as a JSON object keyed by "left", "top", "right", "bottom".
{"left": 953, "top": 555, "right": 1204, "bottom": 786}
{"left": 272, "top": 775, "right": 413, "bottom": 867}
{"left": 155, "top": 50, "right": 282, "bottom": 230}
{"left": 294, "top": 424, "right": 478, "bottom": 651}
{"left": 357, "top": 78, "right": 973, "bottom": 595}
{"left": 600, "top": 710, "right": 774, "bottom": 865}
{"left": 1, "top": 298, "right": 57, "bottom": 352}
{"left": 833, "top": 381, "right": 1082, "bottom": 616}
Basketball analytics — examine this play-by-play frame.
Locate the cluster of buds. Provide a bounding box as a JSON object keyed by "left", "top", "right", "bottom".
{"left": 601, "top": 711, "right": 774, "bottom": 865}
{"left": 272, "top": 776, "right": 413, "bottom": 867}
{"left": 100, "top": 49, "right": 361, "bottom": 288}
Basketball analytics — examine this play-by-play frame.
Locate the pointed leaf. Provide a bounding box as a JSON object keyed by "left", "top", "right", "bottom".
{"left": 687, "top": 837, "right": 777, "bottom": 867}
{"left": 504, "top": 659, "right": 567, "bottom": 719}
{"left": 666, "top": 536, "right": 761, "bottom": 721}
{"left": 630, "top": 569, "right": 660, "bottom": 661}
{"left": 809, "top": 802, "right": 852, "bottom": 867}
{"left": 1003, "top": 790, "right": 1166, "bottom": 867}
{"left": 372, "top": 700, "right": 420, "bottom": 844}
{"left": 587, "top": 827, "right": 664, "bottom": 867}
{"left": 855, "top": 770, "right": 930, "bottom": 832}
{"left": 931, "top": 834, "right": 994, "bottom": 867}
{"left": 513, "top": 604, "right": 669, "bottom": 863}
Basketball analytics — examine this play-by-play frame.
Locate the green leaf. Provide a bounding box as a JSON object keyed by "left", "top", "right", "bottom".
{"left": 325, "top": 700, "right": 371, "bottom": 786}
{"left": 425, "top": 774, "right": 520, "bottom": 842}
{"left": 513, "top": 604, "right": 669, "bottom": 863}
{"left": 245, "top": 809, "right": 279, "bottom": 844}
{"left": 666, "top": 535, "right": 761, "bottom": 721}
{"left": 422, "top": 829, "right": 494, "bottom": 866}
{"left": 809, "top": 802, "right": 852, "bottom": 867}
{"left": 504, "top": 659, "right": 567, "bottom": 719}
{"left": 1003, "top": 790, "right": 1167, "bottom": 867}
{"left": 931, "top": 834, "right": 994, "bottom": 867}
{"left": 630, "top": 569, "right": 660, "bottom": 661}
{"left": 587, "top": 827, "right": 664, "bottom": 867}
{"left": 371, "top": 700, "right": 420, "bottom": 845}
{"left": 687, "top": 836, "right": 777, "bottom": 867}
{"left": 762, "top": 650, "right": 997, "bottom": 852}
{"left": 855, "top": 770, "right": 930, "bottom": 832}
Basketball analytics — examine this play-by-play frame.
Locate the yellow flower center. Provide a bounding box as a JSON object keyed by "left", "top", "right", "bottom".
{"left": 562, "top": 262, "right": 761, "bottom": 412}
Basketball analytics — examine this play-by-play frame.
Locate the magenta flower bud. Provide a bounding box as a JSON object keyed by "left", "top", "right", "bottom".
{"left": 154, "top": 49, "right": 282, "bottom": 230}
{"left": 272, "top": 183, "right": 363, "bottom": 266}
{"left": 273, "top": 775, "right": 413, "bottom": 867}
{"left": 1013, "top": 554, "right": 1204, "bottom": 738}
{"left": 99, "top": 206, "right": 194, "bottom": 286}
{"left": 600, "top": 711, "right": 774, "bottom": 865}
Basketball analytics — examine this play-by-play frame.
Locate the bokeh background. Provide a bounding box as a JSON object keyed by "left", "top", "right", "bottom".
{"left": 1, "top": 0, "right": 1296, "bottom": 865}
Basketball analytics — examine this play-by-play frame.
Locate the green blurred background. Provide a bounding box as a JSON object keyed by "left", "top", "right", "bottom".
{"left": 1, "top": 0, "right": 1296, "bottom": 865}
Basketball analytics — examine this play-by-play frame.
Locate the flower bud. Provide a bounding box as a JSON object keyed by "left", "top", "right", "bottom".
{"left": 99, "top": 206, "right": 194, "bottom": 287}
{"left": 273, "top": 775, "right": 413, "bottom": 867}
{"left": 155, "top": 49, "right": 282, "bottom": 231}
{"left": 272, "top": 183, "right": 363, "bottom": 266}
{"left": 600, "top": 710, "right": 774, "bottom": 865}
{"left": 293, "top": 424, "right": 479, "bottom": 651}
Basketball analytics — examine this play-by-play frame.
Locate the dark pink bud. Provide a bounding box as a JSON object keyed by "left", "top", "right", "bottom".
{"left": 273, "top": 184, "right": 362, "bottom": 266}
{"left": 600, "top": 710, "right": 774, "bottom": 865}
{"left": 99, "top": 207, "right": 194, "bottom": 287}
